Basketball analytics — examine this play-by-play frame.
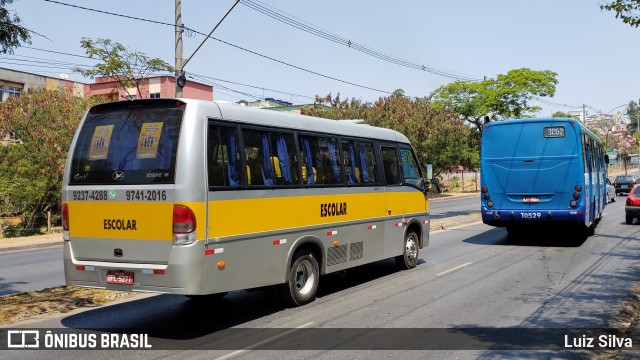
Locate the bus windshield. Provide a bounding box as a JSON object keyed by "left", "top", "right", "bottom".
{"left": 68, "top": 101, "right": 184, "bottom": 185}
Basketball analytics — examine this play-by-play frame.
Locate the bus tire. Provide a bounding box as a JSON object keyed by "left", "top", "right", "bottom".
{"left": 396, "top": 231, "right": 419, "bottom": 270}
{"left": 283, "top": 249, "right": 319, "bottom": 306}
{"left": 506, "top": 226, "right": 518, "bottom": 237}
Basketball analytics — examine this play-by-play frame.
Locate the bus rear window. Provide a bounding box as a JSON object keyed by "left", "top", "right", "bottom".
{"left": 483, "top": 122, "right": 577, "bottom": 159}
{"left": 69, "top": 103, "right": 184, "bottom": 185}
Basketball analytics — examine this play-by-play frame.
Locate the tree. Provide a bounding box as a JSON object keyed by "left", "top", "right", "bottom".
{"left": 301, "top": 91, "right": 479, "bottom": 191}
{"left": 551, "top": 111, "right": 578, "bottom": 119}
{"left": 0, "top": 0, "right": 31, "bottom": 53}
{"left": 589, "top": 116, "right": 617, "bottom": 151}
{"left": 429, "top": 68, "right": 558, "bottom": 133}
{"left": 615, "top": 133, "right": 636, "bottom": 175}
{"left": 75, "top": 38, "right": 174, "bottom": 99}
{"left": 601, "top": 0, "right": 640, "bottom": 27}
{"left": 627, "top": 100, "right": 640, "bottom": 135}
{"left": 0, "top": 89, "right": 105, "bottom": 235}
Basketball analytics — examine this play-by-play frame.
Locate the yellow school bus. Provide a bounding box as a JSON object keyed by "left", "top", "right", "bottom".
{"left": 62, "top": 98, "right": 430, "bottom": 306}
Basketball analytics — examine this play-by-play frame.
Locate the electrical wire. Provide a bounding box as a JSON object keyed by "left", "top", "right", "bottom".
{"left": 39, "top": 0, "right": 443, "bottom": 97}
{"left": 16, "top": 48, "right": 316, "bottom": 103}
{"left": 239, "top": 0, "right": 480, "bottom": 81}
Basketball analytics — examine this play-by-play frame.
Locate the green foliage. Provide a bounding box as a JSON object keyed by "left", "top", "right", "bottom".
{"left": 552, "top": 111, "right": 578, "bottom": 119}
{"left": 601, "top": 0, "right": 640, "bottom": 27}
{"left": 0, "top": 0, "right": 31, "bottom": 53}
{"left": 429, "top": 68, "right": 558, "bottom": 132}
{"left": 0, "top": 89, "right": 105, "bottom": 232}
{"left": 627, "top": 100, "right": 640, "bottom": 135}
{"left": 301, "top": 92, "right": 479, "bottom": 177}
{"left": 74, "top": 38, "right": 174, "bottom": 98}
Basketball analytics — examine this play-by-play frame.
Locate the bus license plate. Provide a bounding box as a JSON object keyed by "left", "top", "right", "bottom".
{"left": 106, "top": 270, "right": 134, "bottom": 285}
{"left": 523, "top": 196, "right": 539, "bottom": 203}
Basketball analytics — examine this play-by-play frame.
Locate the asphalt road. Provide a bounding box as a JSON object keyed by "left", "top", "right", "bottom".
{"left": 0, "top": 246, "right": 63, "bottom": 296}
{"left": 2, "top": 195, "right": 639, "bottom": 359}
{"left": 429, "top": 194, "right": 477, "bottom": 219}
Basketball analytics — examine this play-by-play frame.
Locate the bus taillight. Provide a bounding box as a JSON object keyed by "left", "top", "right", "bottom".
{"left": 173, "top": 205, "right": 197, "bottom": 246}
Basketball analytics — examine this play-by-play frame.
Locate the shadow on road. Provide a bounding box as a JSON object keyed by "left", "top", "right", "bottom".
{"left": 463, "top": 226, "right": 589, "bottom": 247}
{"left": 0, "top": 277, "right": 28, "bottom": 296}
{"left": 59, "top": 258, "right": 421, "bottom": 343}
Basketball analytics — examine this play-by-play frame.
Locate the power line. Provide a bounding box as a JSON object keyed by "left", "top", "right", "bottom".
{"left": 239, "top": 0, "right": 480, "bottom": 81}
{"left": 533, "top": 96, "right": 582, "bottom": 109}
{"left": 190, "top": 72, "right": 316, "bottom": 101}
{"left": 23, "top": 46, "right": 93, "bottom": 59}
{"left": 39, "top": 0, "right": 425, "bottom": 97}
{"left": 0, "top": 54, "right": 92, "bottom": 68}
{"left": 17, "top": 47, "right": 316, "bottom": 103}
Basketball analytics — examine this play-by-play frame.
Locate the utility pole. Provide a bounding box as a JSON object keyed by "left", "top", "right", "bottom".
{"left": 175, "top": 0, "right": 185, "bottom": 97}
{"left": 582, "top": 104, "right": 586, "bottom": 125}
{"left": 174, "top": 0, "right": 239, "bottom": 98}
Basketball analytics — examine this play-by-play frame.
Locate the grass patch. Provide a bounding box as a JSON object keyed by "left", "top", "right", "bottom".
{"left": 0, "top": 286, "right": 137, "bottom": 325}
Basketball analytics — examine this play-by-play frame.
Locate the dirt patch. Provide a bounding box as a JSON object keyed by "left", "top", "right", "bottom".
{"left": 0, "top": 286, "right": 137, "bottom": 325}
{"left": 431, "top": 213, "right": 481, "bottom": 230}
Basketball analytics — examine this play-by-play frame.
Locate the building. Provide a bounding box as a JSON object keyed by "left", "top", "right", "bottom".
{"left": 0, "top": 67, "right": 84, "bottom": 101}
{"left": 85, "top": 75, "right": 213, "bottom": 101}
{"left": 0, "top": 67, "right": 213, "bottom": 102}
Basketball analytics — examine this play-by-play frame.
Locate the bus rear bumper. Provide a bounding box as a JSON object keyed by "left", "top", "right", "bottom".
{"left": 481, "top": 207, "right": 585, "bottom": 227}
{"left": 63, "top": 241, "right": 206, "bottom": 295}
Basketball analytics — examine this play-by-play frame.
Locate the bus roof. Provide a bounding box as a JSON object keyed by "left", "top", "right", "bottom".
{"left": 176, "top": 98, "right": 411, "bottom": 144}
{"left": 484, "top": 117, "right": 601, "bottom": 143}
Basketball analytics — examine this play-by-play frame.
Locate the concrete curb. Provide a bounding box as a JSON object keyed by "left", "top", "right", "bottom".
{"left": 0, "top": 234, "right": 63, "bottom": 252}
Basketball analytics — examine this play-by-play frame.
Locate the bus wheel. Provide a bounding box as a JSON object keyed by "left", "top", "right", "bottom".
{"left": 284, "top": 249, "right": 319, "bottom": 306}
{"left": 396, "top": 231, "right": 419, "bottom": 270}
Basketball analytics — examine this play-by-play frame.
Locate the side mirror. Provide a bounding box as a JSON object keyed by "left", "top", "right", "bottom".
{"left": 604, "top": 154, "right": 610, "bottom": 165}
{"left": 425, "top": 163, "right": 433, "bottom": 180}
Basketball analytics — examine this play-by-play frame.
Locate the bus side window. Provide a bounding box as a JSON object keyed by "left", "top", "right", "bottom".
{"left": 207, "top": 124, "right": 240, "bottom": 187}
{"left": 301, "top": 135, "right": 343, "bottom": 185}
{"left": 357, "top": 141, "right": 376, "bottom": 184}
{"left": 381, "top": 146, "right": 400, "bottom": 185}
{"left": 243, "top": 129, "right": 267, "bottom": 186}
{"left": 269, "top": 132, "right": 297, "bottom": 186}
{"left": 320, "top": 137, "right": 342, "bottom": 185}
{"left": 341, "top": 140, "right": 360, "bottom": 185}
{"left": 400, "top": 148, "right": 422, "bottom": 187}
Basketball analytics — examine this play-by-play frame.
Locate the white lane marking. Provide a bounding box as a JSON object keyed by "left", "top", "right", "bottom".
{"left": 214, "top": 322, "right": 315, "bottom": 360}
{"left": 436, "top": 262, "right": 473, "bottom": 276}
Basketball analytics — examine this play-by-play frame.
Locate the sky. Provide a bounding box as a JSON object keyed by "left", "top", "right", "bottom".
{"left": 5, "top": 0, "right": 640, "bottom": 118}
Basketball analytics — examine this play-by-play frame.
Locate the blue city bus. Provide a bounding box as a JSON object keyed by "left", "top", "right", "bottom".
{"left": 480, "top": 118, "right": 607, "bottom": 237}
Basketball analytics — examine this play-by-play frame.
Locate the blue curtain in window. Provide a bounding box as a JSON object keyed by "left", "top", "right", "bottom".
{"left": 302, "top": 137, "right": 315, "bottom": 184}
{"left": 358, "top": 144, "right": 369, "bottom": 183}
{"left": 327, "top": 139, "right": 340, "bottom": 182}
{"left": 276, "top": 135, "right": 292, "bottom": 184}
{"left": 113, "top": 121, "right": 141, "bottom": 170}
{"left": 260, "top": 133, "right": 274, "bottom": 185}
{"left": 346, "top": 143, "right": 357, "bottom": 184}
{"left": 226, "top": 129, "right": 239, "bottom": 186}
{"left": 158, "top": 124, "right": 179, "bottom": 169}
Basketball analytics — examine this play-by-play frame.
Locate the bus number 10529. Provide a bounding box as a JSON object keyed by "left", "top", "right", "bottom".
{"left": 520, "top": 212, "right": 542, "bottom": 219}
